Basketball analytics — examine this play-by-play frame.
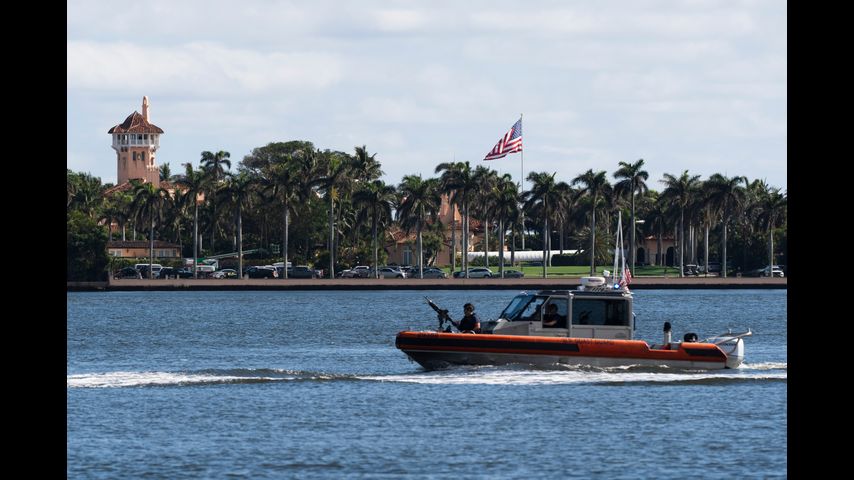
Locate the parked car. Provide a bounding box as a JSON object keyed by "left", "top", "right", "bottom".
{"left": 502, "top": 269, "right": 525, "bottom": 278}
{"left": 288, "top": 266, "right": 319, "bottom": 279}
{"left": 761, "top": 265, "right": 785, "bottom": 278}
{"left": 246, "top": 266, "right": 278, "bottom": 278}
{"left": 374, "top": 266, "right": 407, "bottom": 278}
{"left": 453, "top": 267, "right": 494, "bottom": 278}
{"left": 115, "top": 266, "right": 142, "bottom": 279}
{"left": 682, "top": 264, "right": 700, "bottom": 276}
{"left": 340, "top": 266, "right": 371, "bottom": 278}
{"left": 157, "top": 267, "right": 180, "bottom": 279}
{"left": 212, "top": 269, "right": 238, "bottom": 279}
{"left": 408, "top": 267, "right": 447, "bottom": 279}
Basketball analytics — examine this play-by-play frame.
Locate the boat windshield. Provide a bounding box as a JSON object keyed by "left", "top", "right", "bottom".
{"left": 499, "top": 294, "right": 548, "bottom": 321}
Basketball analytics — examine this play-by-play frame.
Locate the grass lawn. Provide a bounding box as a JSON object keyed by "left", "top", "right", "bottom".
{"left": 438, "top": 264, "right": 690, "bottom": 278}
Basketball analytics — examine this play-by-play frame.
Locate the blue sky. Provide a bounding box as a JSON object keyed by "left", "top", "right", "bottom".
{"left": 67, "top": 0, "right": 786, "bottom": 192}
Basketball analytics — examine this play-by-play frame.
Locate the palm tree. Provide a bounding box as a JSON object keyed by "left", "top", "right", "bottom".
{"left": 351, "top": 145, "right": 384, "bottom": 182}
{"left": 321, "top": 152, "right": 353, "bottom": 278}
{"left": 572, "top": 169, "right": 611, "bottom": 275}
{"left": 352, "top": 180, "right": 397, "bottom": 278}
{"left": 472, "top": 166, "right": 498, "bottom": 268}
{"left": 435, "top": 161, "right": 477, "bottom": 277}
{"left": 175, "top": 163, "right": 209, "bottom": 278}
{"left": 263, "top": 158, "right": 301, "bottom": 279}
{"left": 613, "top": 159, "right": 649, "bottom": 274}
{"left": 218, "top": 173, "right": 256, "bottom": 279}
{"left": 524, "top": 172, "right": 566, "bottom": 278}
{"left": 397, "top": 175, "right": 441, "bottom": 278}
{"left": 492, "top": 175, "right": 520, "bottom": 277}
{"left": 754, "top": 183, "right": 787, "bottom": 273}
{"left": 706, "top": 174, "right": 747, "bottom": 278}
{"left": 130, "top": 180, "right": 170, "bottom": 279}
{"left": 200, "top": 150, "right": 232, "bottom": 251}
{"left": 159, "top": 163, "right": 172, "bottom": 182}
{"left": 660, "top": 170, "right": 701, "bottom": 277}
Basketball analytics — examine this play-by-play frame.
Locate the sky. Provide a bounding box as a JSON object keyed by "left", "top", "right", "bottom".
{"left": 67, "top": 0, "right": 787, "bottom": 193}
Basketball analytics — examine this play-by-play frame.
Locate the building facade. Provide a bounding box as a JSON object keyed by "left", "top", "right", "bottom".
{"left": 108, "top": 96, "right": 164, "bottom": 186}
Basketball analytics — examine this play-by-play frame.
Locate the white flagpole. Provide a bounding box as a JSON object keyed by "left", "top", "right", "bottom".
{"left": 520, "top": 113, "right": 525, "bottom": 251}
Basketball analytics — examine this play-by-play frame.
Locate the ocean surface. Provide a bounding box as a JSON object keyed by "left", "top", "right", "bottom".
{"left": 67, "top": 289, "right": 787, "bottom": 478}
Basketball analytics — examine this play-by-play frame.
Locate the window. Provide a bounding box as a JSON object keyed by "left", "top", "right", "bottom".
{"left": 141, "top": 152, "right": 146, "bottom": 162}
{"left": 132, "top": 152, "right": 137, "bottom": 161}
{"left": 571, "top": 298, "right": 629, "bottom": 326}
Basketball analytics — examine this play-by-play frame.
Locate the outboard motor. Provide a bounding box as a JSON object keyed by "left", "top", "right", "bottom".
{"left": 683, "top": 332, "right": 698, "bottom": 342}
{"left": 663, "top": 322, "right": 672, "bottom": 345}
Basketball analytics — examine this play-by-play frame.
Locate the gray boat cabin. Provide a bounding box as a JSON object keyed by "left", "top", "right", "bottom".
{"left": 483, "top": 287, "right": 635, "bottom": 340}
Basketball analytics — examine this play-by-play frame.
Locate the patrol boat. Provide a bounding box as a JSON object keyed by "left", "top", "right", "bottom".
{"left": 395, "top": 213, "right": 751, "bottom": 371}
{"left": 395, "top": 278, "right": 751, "bottom": 371}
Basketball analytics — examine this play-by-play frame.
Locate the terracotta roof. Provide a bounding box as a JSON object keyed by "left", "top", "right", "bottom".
{"left": 103, "top": 180, "right": 177, "bottom": 197}
{"left": 108, "top": 111, "right": 164, "bottom": 134}
{"left": 107, "top": 240, "right": 180, "bottom": 249}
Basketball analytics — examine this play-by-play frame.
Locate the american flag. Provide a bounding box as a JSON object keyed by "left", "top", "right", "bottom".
{"left": 620, "top": 267, "right": 632, "bottom": 286}
{"left": 483, "top": 117, "right": 523, "bottom": 161}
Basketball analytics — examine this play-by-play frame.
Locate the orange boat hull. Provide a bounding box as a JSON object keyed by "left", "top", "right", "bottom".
{"left": 395, "top": 331, "right": 729, "bottom": 370}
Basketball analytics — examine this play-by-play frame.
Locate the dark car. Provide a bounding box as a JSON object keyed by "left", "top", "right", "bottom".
{"left": 115, "top": 266, "right": 141, "bottom": 279}
{"left": 157, "top": 267, "right": 179, "bottom": 279}
{"left": 246, "top": 266, "right": 277, "bottom": 278}
{"left": 288, "top": 266, "right": 319, "bottom": 279}
{"left": 502, "top": 269, "right": 525, "bottom": 278}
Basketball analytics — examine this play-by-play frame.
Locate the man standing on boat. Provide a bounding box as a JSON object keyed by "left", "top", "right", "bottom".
{"left": 457, "top": 303, "right": 481, "bottom": 334}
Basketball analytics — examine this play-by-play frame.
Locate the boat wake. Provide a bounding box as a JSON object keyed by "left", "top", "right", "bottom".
{"left": 360, "top": 362, "right": 787, "bottom": 386}
{"left": 66, "top": 368, "right": 350, "bottom": 388}
{"left": 67, "top": 362, "right": 787, "bottom": 388}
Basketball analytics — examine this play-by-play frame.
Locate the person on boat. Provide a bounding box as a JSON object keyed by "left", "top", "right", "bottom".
{"left": 542, "top": 303, "right": 566, "bottom": 328}
{"left": 456, "top": 303, "right": 481, "bottom": 333}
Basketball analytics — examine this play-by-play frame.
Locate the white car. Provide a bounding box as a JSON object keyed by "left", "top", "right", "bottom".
{"left": 453, "top": 267, "right": 494, "bottom": 278}
{"left": 761, "top": 266, "right": 785, "bottom": 278}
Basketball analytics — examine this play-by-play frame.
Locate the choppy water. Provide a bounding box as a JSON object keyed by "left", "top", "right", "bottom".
{"left": 67, "top": 289, "right": 787, "bottom": 478}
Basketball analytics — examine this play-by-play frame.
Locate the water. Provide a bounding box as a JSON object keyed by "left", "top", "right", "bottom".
{"left": 67, "top": 289, "right": 787, "bottom": 478}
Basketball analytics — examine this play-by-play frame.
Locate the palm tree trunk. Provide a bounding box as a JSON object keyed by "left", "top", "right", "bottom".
{"left": 679, "top": 208, "right": 685, "bottom": 278}
{"left": 542, "top": 218, "right": 548, "bottom": 279}
{"left": 704, "top": 223, "right": 710, "bottom": 277}
{"left": 629, "top": 190, "right": 635, "bottom": 273}
{"left": 149, "top": 214, "right": 155, "bottom": 279}
{"left": 122, "top": 224, "right": 126, "bottom": 241}
{"left": 722, "top": 220, "right": 728, "bottom": 278}
{"left": 768, "top": 222, "right": 774, "bottom": 274}
{"left": 372, "top": 215, "right": 379, "bottom": 279}
{"left": 237, "top": 206, "right": 243, "bottom": 279}
{"left": 483, "top": 216, "right": 489, "bottom": 269}
{"left": 510, "top": 224, "right": 516, "bottom": 268}
{"left": 283, "top": 203, "right": 290, "bottom": 279}
{"left": 417, "top": 226, "right": 423, "bottom": 279}
{"left": 450, "top": 217, "right": 456, "bottom": 273}
{"left": 656, "top": 222, "right": 662, "bottom": 267}
{"left": 329, "top": 196, "right": 335, "bottom": 279}
{"left": 499, "top": 218, "right": 505, "bottom": 278}
{"left": 193, "top": 202, "right": 199, "bottom": 278}
{"left": 463, "top": 201, "right": 469, "bottom": 278}
{"left": 589, "top": 200, "right": 597, "bottom": 276}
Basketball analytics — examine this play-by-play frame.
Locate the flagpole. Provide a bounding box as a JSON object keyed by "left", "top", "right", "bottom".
{"left": 520, "top": 113, "right": 525, "bottom": 252}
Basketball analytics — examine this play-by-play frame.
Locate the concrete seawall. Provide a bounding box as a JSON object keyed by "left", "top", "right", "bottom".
{"left": 68, "top": 276, "right": 787, "bottom": 292}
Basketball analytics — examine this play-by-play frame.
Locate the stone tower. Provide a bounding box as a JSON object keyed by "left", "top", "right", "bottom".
{"left": 108, "top": 96, "right": 164, "bottom": 185}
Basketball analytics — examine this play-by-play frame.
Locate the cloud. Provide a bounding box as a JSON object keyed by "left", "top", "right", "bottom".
{"left": 68, "top": 41, "right": 343, "bottom": 95}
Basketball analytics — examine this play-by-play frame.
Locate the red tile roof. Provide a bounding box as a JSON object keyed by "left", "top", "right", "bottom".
{"left": 107, "top": 240, "right": 180, "bottom": 249}
{"left": 108, "top": 111, "right": 164, "bottom": 134}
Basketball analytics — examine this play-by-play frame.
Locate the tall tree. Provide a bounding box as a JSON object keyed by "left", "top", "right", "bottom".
{"left": 572, "top": 169, "right": 611, "bottom": 275}
{"left": 524, "top": 172, "right": 566, "bottom": 278}
{"left": 219, "top": 173, "right": 256, "bottom": 279}
{"left": 200, "top": 150, "right": 232, "bottom": 251}
{"left": 175, "top": 163, "right": 209, "bottom": 278}
{"left": 706, "top": 174, "right": 747, "bottom": 278}
{"left": 130, "top": 180, "right": 170, "bottom": 279}
{"left": 492, "top": 175, "right": 520, "bottom": 277}
{"left": 352, "top": 180, "right": 397, "bottom": 278}
{"left": 397, "top": 175, "right": 441, "bottom": 278}
{"left": 435, "top": 161, "right": 477, "bottom": 277}
{"left": 660, "top": 170, "right": 701, "bottom": 277}
{"left": 613, "top": 159, "right": 649, "bottom": 274}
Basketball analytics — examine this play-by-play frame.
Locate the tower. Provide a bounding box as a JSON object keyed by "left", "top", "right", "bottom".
{"left": 108, "top": 96, "right": 164, "bottom": 186}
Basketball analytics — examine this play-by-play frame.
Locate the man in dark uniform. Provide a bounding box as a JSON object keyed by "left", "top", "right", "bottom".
{"left": 457, "top": 303, "right": 481, "bottom": 333}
